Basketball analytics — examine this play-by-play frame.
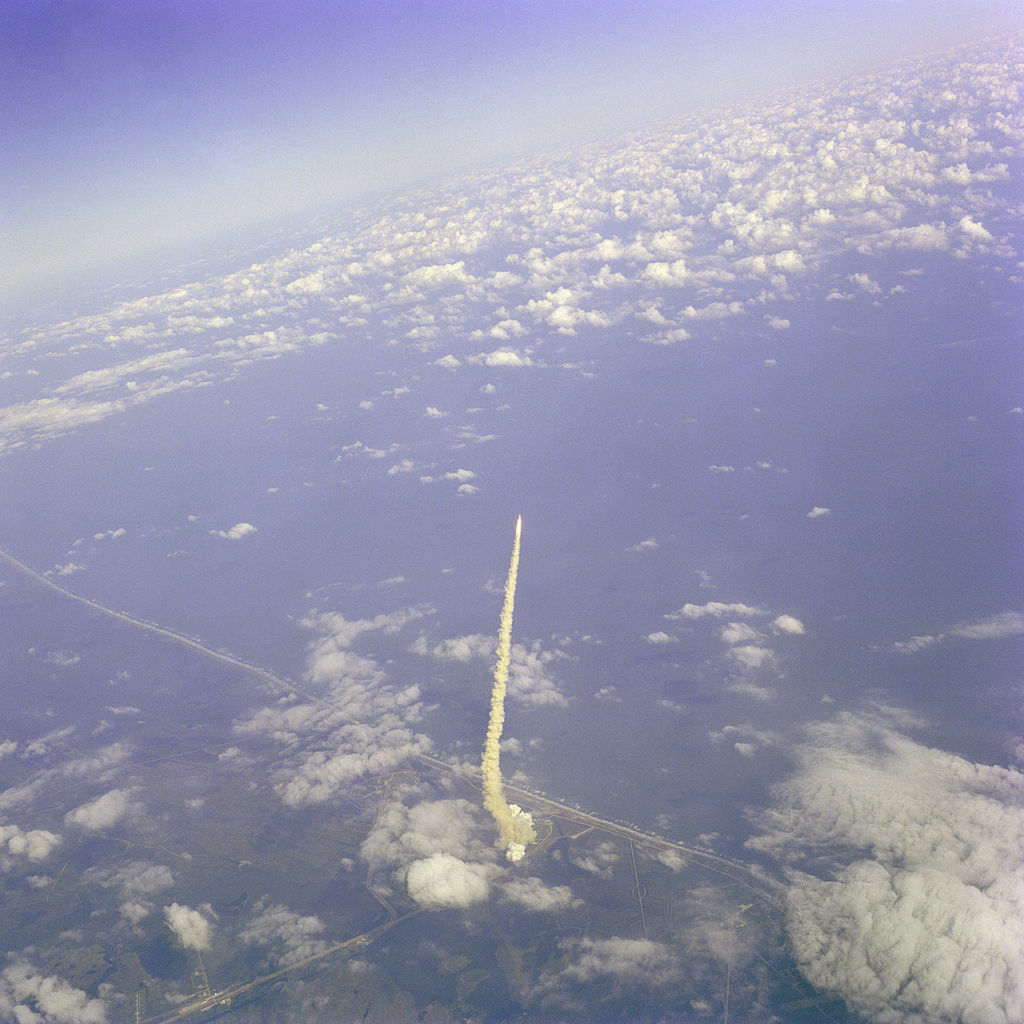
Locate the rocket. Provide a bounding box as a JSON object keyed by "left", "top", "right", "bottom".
{"left": 482, "top": 513, "right": 535, "bottom": 861}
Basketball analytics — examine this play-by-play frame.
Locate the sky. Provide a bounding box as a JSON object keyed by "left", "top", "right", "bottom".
{"left": 2, "top": 0, "right": 1022, "bottom": 300}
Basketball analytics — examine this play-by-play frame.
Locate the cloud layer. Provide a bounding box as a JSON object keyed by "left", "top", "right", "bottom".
{"left": 749, "top": 709, "right": 1024, "bottom": 1024}
{"left": 1, "top": 36, "right": 1018, "bottom": 481}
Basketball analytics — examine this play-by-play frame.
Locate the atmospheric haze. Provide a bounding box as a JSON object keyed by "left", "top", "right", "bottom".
{"left": 481, "top": 515, "right": 535, "bottom": 862}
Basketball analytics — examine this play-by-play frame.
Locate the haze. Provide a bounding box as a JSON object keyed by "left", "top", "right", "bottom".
{"left": 3, "top": 0, "right": 1022, "bottom": 299}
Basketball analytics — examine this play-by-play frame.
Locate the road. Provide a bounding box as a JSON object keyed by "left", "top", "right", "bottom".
{"left": 415, "top": 753, "right": 777, "bottom": 903}
{"left": 1, "top": 543, "right": 768, "bottom": 900}
{"left": 0, "top": 546, "right": 326, "bottom": 707}
{"left": 141, "top": 910, "right": 424, "bottom": 1024}
{"left": 2, "top": 544, "right": 784, "bottom": 1020}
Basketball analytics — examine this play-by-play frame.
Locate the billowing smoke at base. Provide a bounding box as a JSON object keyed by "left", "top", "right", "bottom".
{"left": 481, "top": 515, "right": 535, "bottom": 862}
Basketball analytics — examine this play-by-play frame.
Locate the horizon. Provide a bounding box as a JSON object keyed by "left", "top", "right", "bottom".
{"left": 3, "top": 0, "right": 1022, "bottom": 302}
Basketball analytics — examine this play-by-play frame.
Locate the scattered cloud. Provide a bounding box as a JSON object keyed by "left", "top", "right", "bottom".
{"left": 64, "top": 788, "right": 138, "bottom": 832}
{"left": 849, "top": 272, "right": 882, "bottom": 294}
{"left": 645, "top": 631, "right": 675, "bottom": 645}
{"left": 212, "top": 521, "right": 257, "bottom": 540}
{"left": 44, "top": 649, "right": 80, "bottom": 667}
{"left": 234, "top": 606, "right": 431, "bottom": 807}
{"left": 507, "top": 641, "right": 571, "bottom": 707}
{"left": 87, "top": 860, "right": 173, "bottom": 898}
{"left": 93, "top": 528, "right": 126, "bottom": 541}
{"left": 412, "top": 632, "right": 492, "bottom": 662}
{"left": 891, "top": 611, "right": 1024, "bottom": 654}
{"left": 664, "top": 598, "right": 805, "bottom": 699}
{"left": 361, "top": 797, "right": 494, "bottom": 875}
{"left": 85, "top": 860, "right": 174, "bottom": 923}
{"left": 2, "top": 38, "right": 1015, "bottom": 468}
{"left": 729, "top": 644, "right": 775, "bottom": 670}
{"left": 949, "top": 611, "right": 1024, "bottom": 641}
{"left": 527, "top": 936, "right": 681, "bottom": 1009}
{"left": 666, "top": 601, "right": 764, "bottom": 620}
{"left": 806, "top": 506, "right": 831, "bottom": 518}
{"left": 0, "top": 823, "right": 62, "bottom": 868}
{"left": 772, "top": 614, "right": 805, "bottom": 635}
{"left": 654, "top": 848, "right": 686, "bottom": 872}
{"left": 338, "top": 441, "right": 399, "bottom": 460}
{"left": 359, "top": 794, "right": 502, "bottom": 909}
{"left": 0, "top": 958, "right": 108, "bottom": 1024}
{"left": 570, "top": 839, "right": 620, "bottom": 879}
{"left": 501, "top": 876, "right": 583, "bottom": 913}
{"left": 627, "top": 538, "right": 659, "bottom": 552}
{"left": 472, "top": 348, "right": 533, "bottom": 368}
{"left": 720, "top": 622, "right": 760, "bottom": 646}
{"left": 709, "top": 723, "right": 779, "bottom": 756}
{"left": 239, "top": 901, "right": 328, "bottom": 968}
{"left": 413, "top": 632, "right": 569, "bottom": 707}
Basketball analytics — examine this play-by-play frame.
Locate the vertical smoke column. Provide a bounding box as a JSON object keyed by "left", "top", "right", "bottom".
{"left": 481, "top": 515, "right": 535, "bottom": 862}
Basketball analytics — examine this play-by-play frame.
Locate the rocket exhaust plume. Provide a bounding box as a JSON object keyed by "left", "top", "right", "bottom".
{"left": 482, "top": 515, "right": 535, "bottom": 862}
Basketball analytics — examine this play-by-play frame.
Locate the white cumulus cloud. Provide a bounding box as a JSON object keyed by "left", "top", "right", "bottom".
{"left": 666, "top": 601, "right": 764, "bottom": 620}
{"left": 0, "top": 958, "right": 108, "bottom": 1023}
{"left": 406, "top": 852, "right": 497, "bottom": 908}
{"left": 64, "top": 789, "right": 137, "bottom": 832}
{"left": 501, "top": 876, "right": 582, "bottom": 913}
{"left": 0, "top": 824, "right": 61, "bottom": 867}
{"left": 475, "top": 348, "right": 533, "bottom": 368}
{"left": 164, "top": 902, "right": 213, "bottom": 951}
{"left": 213, "top": 521, "right": 257, "bottom": 540}
{"left": 772, "top": 614, "right": 806, "bottom": 634}
{"left": 645, "top": 631, "right": 675, "bottom": 645}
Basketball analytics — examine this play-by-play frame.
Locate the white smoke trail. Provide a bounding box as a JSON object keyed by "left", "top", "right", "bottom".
{"left": 481, "top": 515, "right": 535, "bottom": 862}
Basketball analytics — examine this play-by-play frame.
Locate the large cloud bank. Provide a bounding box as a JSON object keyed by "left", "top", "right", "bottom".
{"left": 2, "top": 37, "right": 1019, "bottom": 463}
{"left": 749, "top": 709, "right": 1024, "bottom": 1023}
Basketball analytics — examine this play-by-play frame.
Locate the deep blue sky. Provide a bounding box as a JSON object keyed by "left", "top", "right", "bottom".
{"left": 2, "top": 0, "right": 1021, "bottom": 296}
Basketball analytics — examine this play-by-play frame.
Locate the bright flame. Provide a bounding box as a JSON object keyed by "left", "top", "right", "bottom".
{"left": 481, "top": 516, "right": 535, "bottom": 861}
